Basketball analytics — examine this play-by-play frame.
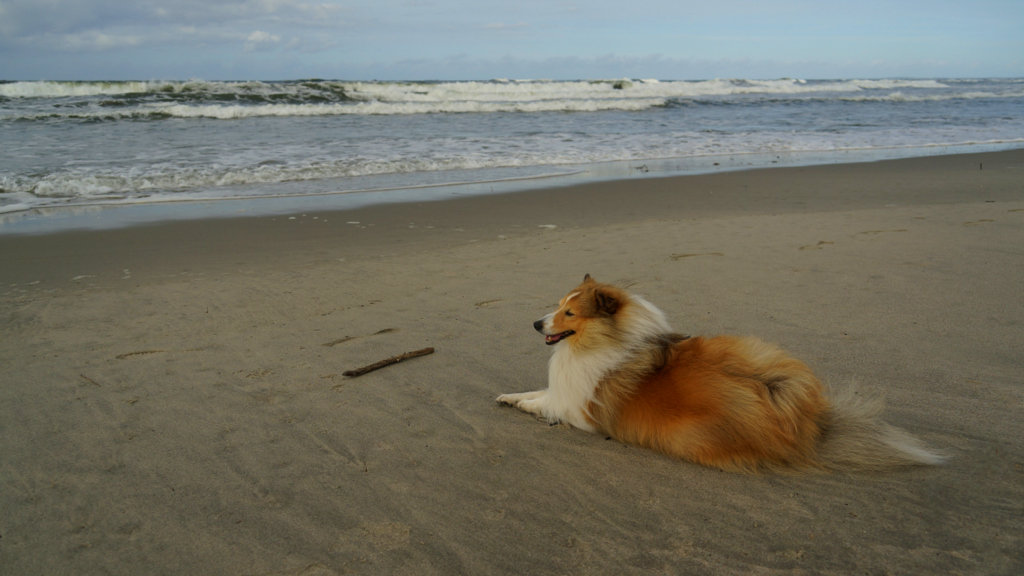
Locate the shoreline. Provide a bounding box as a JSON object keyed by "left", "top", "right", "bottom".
{"left": 3, "top": 149, "right": 1023, "bottom": 288}
{"left": 1, "top": 149, "right": 1022, "bottom": 574}
{"left": 2, "top": 145, "right": 1021, "bottom": 236}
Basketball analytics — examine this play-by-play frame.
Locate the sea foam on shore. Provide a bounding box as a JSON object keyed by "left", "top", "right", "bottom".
{"left": 3, "top": 77, "right": 1022, "bottom": 221}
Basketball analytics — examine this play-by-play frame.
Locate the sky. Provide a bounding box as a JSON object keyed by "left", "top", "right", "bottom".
{"left": 1, "top": 0, "right": 1022, "bottom": 81}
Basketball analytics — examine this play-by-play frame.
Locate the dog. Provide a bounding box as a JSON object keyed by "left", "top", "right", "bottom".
{"left": 497, "top": 275, "right": 943, "bottom": 472}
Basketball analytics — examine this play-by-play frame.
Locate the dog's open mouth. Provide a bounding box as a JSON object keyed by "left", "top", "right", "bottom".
{"left": 544, "top": 330, "right": 575, "bottom": 345}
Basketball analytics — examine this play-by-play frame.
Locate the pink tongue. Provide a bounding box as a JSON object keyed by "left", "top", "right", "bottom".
{"left": 546, "top": 331, "right": 572, "bottom": 344}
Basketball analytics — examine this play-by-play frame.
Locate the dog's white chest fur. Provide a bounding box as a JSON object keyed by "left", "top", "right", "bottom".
{"left": 497, "top": 294, "right": 670, "bottom": 431}
{"left": 495, "top": 341, "right": 626, "bottom": 431}
{"left": 540, "top": 344, "right": 627, "bottom": 431}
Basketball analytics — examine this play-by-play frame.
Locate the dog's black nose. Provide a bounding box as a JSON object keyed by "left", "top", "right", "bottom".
{"left": 533, "top": 319, "right": 545, "bottom": 333}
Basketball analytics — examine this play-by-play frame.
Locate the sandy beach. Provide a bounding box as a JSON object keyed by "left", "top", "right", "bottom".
{"left": 2, "top": 150, "right": 1022, "bottom": 575}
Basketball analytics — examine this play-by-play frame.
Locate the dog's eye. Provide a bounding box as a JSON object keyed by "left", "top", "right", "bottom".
{"left": 564, "top": 310, "right": 574, "bottom": 317}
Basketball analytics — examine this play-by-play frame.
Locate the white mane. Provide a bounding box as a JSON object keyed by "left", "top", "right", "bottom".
{"left": 543, "top": 292, "right": 672, "bottom": 431}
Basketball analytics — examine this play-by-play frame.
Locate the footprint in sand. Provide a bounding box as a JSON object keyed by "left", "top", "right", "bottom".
{"left": 670, "top": 252, "right": 723, "bottom": 260}
{"left": 799, "top": 241, "right": 834, "bottom": 250}
{"left": 336, "top": 521, "right": 411, "bottom": 554}
{"left": 115, "top": 350, "right": 164, "bottom": 360}
{"left": 321, "top": 328, "right": 398, "bottom": 347}
{"left": 854, "top": 229, "right": 908, "bottom": 236}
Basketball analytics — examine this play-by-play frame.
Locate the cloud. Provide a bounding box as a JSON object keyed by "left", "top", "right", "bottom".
{"left": 62, "top": 30, "right": 143, "bottom": 51}
{"left": 244, "top": 30, "right": 281, "bottom": 52}
{"left": 1, "top": 0, "right": 1021, "bottom": 80}
{"left": 0, "top": 0, "right": 347, "bottom": 52}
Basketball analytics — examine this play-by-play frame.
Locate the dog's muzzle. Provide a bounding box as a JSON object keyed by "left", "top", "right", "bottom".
{"left": 534, "top": 319, "right": 574, "bottom": 345}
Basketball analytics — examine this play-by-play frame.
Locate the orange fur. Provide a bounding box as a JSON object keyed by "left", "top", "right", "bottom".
{"left": 497, "top": 275, "right": 943, "bottom": 473}
{"left": 592, "top": 335, "right": 829, "bottom": 472}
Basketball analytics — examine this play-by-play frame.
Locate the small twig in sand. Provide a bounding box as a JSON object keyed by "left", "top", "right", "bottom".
{"left": 80, "top": 374, "right": 102, "bottom": 387}
{"left": 343, "top": 347, "right": 434, "bottom": 378}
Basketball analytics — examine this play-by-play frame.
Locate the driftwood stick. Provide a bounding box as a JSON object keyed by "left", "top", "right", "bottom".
{"left": 343, "top": 347, "right": 434, "bottom": 378}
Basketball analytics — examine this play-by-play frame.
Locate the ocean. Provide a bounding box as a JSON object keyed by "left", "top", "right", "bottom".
{"left": 1, "top": 77, "right": 1023, "bottom": 232}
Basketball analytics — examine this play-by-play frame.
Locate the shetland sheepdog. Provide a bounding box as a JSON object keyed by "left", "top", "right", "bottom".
{"left": 497, "top": 275, "right": 943, "bottom": 472}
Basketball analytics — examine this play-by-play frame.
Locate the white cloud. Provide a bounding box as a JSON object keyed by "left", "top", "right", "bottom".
{"left": 1, "top": 0, "right": 1021, "bottom": 80}
{"left": 0, "top": 0, "right": 349, "bottom": 51}
{"left": 244, "top": 30, "right": 281, "bottom": 52}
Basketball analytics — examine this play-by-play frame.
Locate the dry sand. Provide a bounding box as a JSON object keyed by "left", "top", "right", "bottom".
{"left": 1, "top": 150, "right": 1022, "bottom": 575}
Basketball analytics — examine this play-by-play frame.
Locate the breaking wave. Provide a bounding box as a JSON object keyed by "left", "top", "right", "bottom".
{"left": 4, "top": 78, "right": 1022, "bottom": 122}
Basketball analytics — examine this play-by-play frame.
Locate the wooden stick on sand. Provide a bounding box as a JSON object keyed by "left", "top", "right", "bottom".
{"left": 343, "top": 347, "right": 435, "bottom": 378}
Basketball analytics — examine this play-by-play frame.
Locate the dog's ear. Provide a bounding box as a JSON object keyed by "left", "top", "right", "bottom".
{"left": 593, "top": 286, "right": 620, "bottom": 316}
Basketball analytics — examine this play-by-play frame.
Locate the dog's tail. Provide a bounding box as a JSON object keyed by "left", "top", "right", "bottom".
{"left": 817, "top": 385, "right": 946, "bottom": 470}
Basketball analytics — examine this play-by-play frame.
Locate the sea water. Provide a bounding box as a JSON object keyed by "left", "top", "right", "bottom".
{"left": 1, "top": 78, "right": 1022, "bottom": 231}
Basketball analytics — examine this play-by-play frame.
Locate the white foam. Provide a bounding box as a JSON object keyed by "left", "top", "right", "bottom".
{"left": 3, "top": 77, "right": 1022, "bottom": 219}
{"left": 0, "top": 80, "right": 165, "bottom": 98}
{"left": 5, "top": 78, "right": 1024, "bottom": 123}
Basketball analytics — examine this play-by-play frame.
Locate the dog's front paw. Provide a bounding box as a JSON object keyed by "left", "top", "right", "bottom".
{"left": 516, "top": 396, "right": 548, "bottom": 415}
{"left": 495, "top": 393, "right": 519, "bottom": 406}
{"left": 496, "top": 390, "right": 546, "bottom": 415}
